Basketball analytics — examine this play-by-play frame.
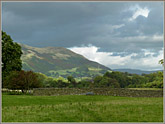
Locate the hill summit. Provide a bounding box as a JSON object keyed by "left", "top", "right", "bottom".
{"left": 21, "top": 44, "right": 111, "bottom": 78}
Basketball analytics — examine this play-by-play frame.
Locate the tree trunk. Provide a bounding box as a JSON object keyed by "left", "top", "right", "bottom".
{"left": 22, "top": 89, "right": 24, "bottom": 93}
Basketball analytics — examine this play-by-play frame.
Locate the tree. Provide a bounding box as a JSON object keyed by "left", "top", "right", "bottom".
{"left": 104, "top": 71, "right": 128, "bottom": 88}
{"left": 36, "top": 72, "right": 48, "bottom": 87}
{"left": 103, "top": 71, "right": 111, "bottom": 77}
{"left": 26, "top": 71, "right": 42, "bottom": 89}
{"left": 67, "top": 76, "right": 76, "bottom": 87}
{"left": 93, "top": 75, "right": 103, "bottom": 87}
{"left": 4, "top": 70, "right": 42, "bottom": 93}
{"left": 2, "top": 31, "right": 22, "bottom": 84}
{"left": 131, "top": 74, "right": 147, "bottom": 88}
{"left": 99, "top": 77, "right": 120, "bottom": 88}
{"left": 77, "top": 80, "right": 90, "bottom": 88}
{"left": 57, "top": 79, "right": 68, "bottom": 88}
{"left": 144, "top": 71, "right": 163, "bottom": 88}
{"left": 3, "top": 71, "right": 25, "bottom": 92}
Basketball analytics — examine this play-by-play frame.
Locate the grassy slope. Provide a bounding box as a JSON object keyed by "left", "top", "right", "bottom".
{"left": 48, "top": 67, "right": 106, "bottom": 78}
{"left": 2, "top": 94, "right": 163, "bottom": 122}
{"left": 21, "top": 44, "right": 110, "bottom": 77}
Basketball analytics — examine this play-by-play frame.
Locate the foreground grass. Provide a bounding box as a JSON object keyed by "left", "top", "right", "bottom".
{"left": 2, "top": 94, "right": 163, "bottom": 122}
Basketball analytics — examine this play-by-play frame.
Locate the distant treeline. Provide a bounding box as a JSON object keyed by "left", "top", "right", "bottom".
{"left": 37, "top": 71, "right": 163, "bottom": 89}
{"left": 3, "top": 70, "right": 163, "bottom": 93}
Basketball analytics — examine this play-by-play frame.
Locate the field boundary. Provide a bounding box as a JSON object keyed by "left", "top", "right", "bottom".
{"left": 33, "top": 88, "right": 163, "bottom": 97}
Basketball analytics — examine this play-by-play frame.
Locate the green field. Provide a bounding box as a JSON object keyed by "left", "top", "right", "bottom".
{"left": 2, "top": 94, "right": 163, "bottom": 122}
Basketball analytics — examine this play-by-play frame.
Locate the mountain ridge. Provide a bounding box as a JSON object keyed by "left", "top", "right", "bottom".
{"left": 113, "top": 68, "right": 163, "bottom": 75}
{"left": 20, "top": 44, "right": 111, "bottom": 78}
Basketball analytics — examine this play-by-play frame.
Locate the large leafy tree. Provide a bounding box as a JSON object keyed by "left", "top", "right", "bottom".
{"left": 2, "top": 31, "right": 22, "bottom": 84}
{"left": 4, "top": 70, "right": 42, "bottom": 93}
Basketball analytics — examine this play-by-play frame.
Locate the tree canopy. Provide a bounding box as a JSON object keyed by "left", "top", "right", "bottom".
{"left": 2, "top": 31, "right": 22, "bottom": 83}
{"left": 4, "top": 70, "right": 42, "bottom": 93}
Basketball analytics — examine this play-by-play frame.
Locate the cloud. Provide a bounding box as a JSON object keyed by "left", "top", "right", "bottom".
{"left": 2, "top": 2, "right": 163, "bottom": 70}
{"left": 112, "top": 24, "right": 125, "bottom": 29}
{"left": 69, "top": 45, "right": 163, "bottom": 71}
{"left": 2, "top": 2, "right": 163, "bottom": 49}
{"left": 129, "top": 5, "right": 150, "bottom": 21}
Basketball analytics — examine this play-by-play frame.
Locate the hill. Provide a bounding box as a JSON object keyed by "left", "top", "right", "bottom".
{"left": 21, "top": 44, "right": 111, "bottom": 78}
{"left": 113, "top": 69, "right": 162, "bottom": 75}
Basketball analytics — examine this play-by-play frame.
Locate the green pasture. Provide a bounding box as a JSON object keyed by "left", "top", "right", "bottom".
{"left": 48, "top": 67, "right": 106, "bottom": 78}
{"left": 2, "top": 94, "right": 163, "bottom": 122}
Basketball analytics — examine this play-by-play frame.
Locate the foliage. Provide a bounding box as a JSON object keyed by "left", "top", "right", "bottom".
{"left": 159, "top": 59, "right": 164, "bottom": 65}
{"left": 93, "top": 75, "right": 120, "bottom": 88}
{"left": 103, "top": 71, "right": 131, "bottom": 88}
{"left": 67, "top": 76, "right": 76, "bottom": 87}
{"left": 34, "top": 70, "right": 163, "bottom": 89}
{"left": 77, "top": 80, "right": 91, "bottom": 88}
{"left": 4, "top": 70, "right": 42, "bottom": 93}
{"left": 36, "top": 72, "right": 48, "bottom": 87}
{"left": 2, "top": 31, "right": 22, "bottom": 86}
{"left": 100, "top": 77, "right": 120, "bottom": 88}
{"left": 93, "top": 75, "right": 103, "bottom": 87}
{"left": 143, "top": 71, "right": 163, "bottom": 88}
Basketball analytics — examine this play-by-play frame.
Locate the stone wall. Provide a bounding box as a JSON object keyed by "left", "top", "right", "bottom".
{"left": 33, "top": 88, "right": 163, "bottom": 97}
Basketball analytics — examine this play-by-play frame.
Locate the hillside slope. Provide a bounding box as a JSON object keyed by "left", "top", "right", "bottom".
{"left": 21, "top": 44, "right": 111, "bottom": 78}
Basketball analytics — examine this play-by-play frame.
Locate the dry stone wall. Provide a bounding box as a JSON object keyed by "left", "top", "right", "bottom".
{"left": 33, "top": 88, "right": 163, "bottom": 97}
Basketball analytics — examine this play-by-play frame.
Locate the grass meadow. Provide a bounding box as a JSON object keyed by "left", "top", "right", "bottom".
{"left": 2, "top": 94, "right": 163, "bottom": 122}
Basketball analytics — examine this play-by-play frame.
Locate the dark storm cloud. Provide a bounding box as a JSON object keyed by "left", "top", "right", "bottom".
{"left": 2, "top": 2, "right": 163, "bottom": 55}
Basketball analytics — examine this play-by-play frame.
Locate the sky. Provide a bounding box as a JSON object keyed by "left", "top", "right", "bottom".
{"left": 2, "top": 2, "right": 164, "bottom": 71}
